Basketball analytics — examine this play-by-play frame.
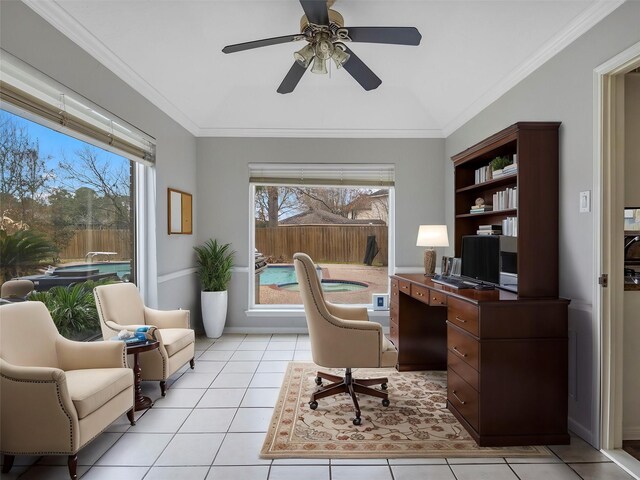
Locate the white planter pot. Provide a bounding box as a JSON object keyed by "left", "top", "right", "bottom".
{"left": 201, "top": 290, "right": 228, "bottom": 339}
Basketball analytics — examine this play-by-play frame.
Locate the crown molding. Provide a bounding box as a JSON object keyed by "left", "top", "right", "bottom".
{"left": 196, "top": 127, "right": 444, "bottom": 138}
{"left": 22, "top": 0, "right": 201, "bottom": 137}
{"left": 441, "top": 0, "right": 625, "bottom": 138}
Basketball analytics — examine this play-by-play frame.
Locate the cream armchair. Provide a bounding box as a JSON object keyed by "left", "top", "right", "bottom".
{"left": 293, "top": 252, "right": 398, "bottom": 425}
{"left": 0, "top": 302, "right": 134, "bottom": 480}
{"left": 94, "top": 283, "right": 195, "bottom": 396}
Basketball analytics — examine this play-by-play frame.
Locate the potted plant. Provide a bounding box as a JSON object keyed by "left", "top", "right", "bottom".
{"left": 194, "top": 239, "right": 235, "bottom": 338}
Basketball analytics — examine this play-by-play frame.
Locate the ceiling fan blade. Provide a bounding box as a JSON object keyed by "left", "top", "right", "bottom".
{"left": 342, "top": 47, "right": 381, "bottom": 91}
{"left": 277, "top": 62, "right": 308, "bottom": 94}
{"left": 345, "top": 27, "right": 422, "bottom": 46}
{"left": 299, "top": 0, "right": 329, "bottom": 25}
{"left": 222, "top": 34, "right": 303, "bottom": 54}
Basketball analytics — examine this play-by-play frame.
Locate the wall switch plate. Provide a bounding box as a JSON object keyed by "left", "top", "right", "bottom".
{"left": 580, "top": 191, "right": 591, "bottom": 213}
{"left": 372, "top": 294, "right": 389, "bottom": 311}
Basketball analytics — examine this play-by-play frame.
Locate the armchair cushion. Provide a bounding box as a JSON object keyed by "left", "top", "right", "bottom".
{"left": 65, "top": 368, "right": 133, "bottom": 419}
{"left": 144, "top": 307, "right": 190, "bottom": 329}
{"left": 158, "top": 328, "right": 196, "bottom": 357}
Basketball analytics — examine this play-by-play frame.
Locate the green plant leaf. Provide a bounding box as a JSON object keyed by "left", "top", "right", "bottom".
{"left": 194, "top": 239, "right": 235, "bottom": 292}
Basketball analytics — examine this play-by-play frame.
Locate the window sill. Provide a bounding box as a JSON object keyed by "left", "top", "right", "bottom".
{"left": 245, "top": 308, "right": 389, "bottom": 317}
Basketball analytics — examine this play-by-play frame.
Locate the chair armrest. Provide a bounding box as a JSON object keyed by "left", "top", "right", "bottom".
{"left": 56, "top": 337, "right": 127, "bottom": 370}
{"left": 104, "top": 320, "right": 148, "bottom": 333}
{"left": 0, "top": 358, "right": 79, "bottom": 453}
{"left": 325, "top": 302, "right": 369, "bottom": 321}
{"left": 144, "top": 307, "right": 190, "bottom": 329}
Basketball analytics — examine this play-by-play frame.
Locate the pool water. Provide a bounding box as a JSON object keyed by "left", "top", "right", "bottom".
{"left": 54, "top": 262, "right": 131, "bottom": 280}
{"left": 259, "top": 265, "right": 367, "bottom": 292}
{"left": 259, "top": 265, "right": 297, "bottom": 285}
{"left": 280, "top": 280, "right": 367, "bottom": 293}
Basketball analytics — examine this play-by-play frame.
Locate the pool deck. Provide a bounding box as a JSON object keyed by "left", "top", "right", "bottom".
{"left": 258, "top": 263, "right": 388, "bottom": 305}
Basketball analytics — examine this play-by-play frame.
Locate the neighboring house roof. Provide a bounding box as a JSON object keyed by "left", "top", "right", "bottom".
{"left": 280, "top": 209, "right": 385, "bottom": 225}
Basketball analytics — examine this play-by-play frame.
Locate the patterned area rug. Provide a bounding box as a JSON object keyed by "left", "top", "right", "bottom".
{"left": 261, "top": 362, "right": 551, "bottom": 458}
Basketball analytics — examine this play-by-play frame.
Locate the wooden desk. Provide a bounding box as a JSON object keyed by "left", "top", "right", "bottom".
{"left": 390, "top": 273, "right": 570, "bottom": 447}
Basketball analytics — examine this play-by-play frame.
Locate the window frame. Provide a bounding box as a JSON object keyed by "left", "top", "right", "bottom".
{"left": 248, "top": 181, "right": 395, "bottom": 312}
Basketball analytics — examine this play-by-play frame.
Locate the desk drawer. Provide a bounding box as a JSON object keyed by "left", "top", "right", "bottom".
{"left": 448, "top": 350, "right": 479, "bottom": 391}
{"left": 447, "top": 325, "right": 479, "bottom": 371}
{"left": 390, "top": 279, "right": 400, "bottom": 304}
{"left": 429, "top": 290, "right": 448, "bottom": 307}
{"left": 448, "top": 368, "right": 479, "bottom": 431}
{"left": 390, "top": 319, "right": 399, "bottom": 346}
{"left": 390, "top": 301, "right": 398, "bottom": 323}
{"left": 410, "top": 284, "right": 429, "bottom": 304}
{"left": 448, "top": 297, "right": 479, "bottom": 336}
{"left": 398, "top": 279, "right": 411, "bottom": 296}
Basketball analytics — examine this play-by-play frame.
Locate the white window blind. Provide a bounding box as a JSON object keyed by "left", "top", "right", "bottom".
{"left": 249, "top": 163, "right": 395, "bottom": 187}
{"left": 0, "top": 49, "right": 155, "bottom": 165}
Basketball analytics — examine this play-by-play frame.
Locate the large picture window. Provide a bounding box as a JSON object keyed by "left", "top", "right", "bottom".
{"left": 250, "top": 164, "right": 394, "bottom": 308}
{"left": 0, "top": 109, "right": 135, "bottom": 338}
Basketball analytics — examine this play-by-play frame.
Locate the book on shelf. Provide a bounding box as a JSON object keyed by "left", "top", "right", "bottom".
{"left": 477, "top": 230, "right": 502, "bottom": 235}
{"left": 501, "top": 216, "right": 518, "bottom": 237}
{"left": 478, "top": 224, "right": 502, "bottom": 230}
{"left": 470, "top": 205, "right": 493, "bottom": 213}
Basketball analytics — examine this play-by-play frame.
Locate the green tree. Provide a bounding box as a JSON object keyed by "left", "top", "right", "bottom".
{"left": 0, "top": 112, "right": 52, "bottom": 227}
{"left": 0, "top": 229, "right": 56, "bottom": 281}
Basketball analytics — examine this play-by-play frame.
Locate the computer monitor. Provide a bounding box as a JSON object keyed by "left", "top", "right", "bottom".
{"left": 460, "top": 235, "right": 500, "bottom": 285}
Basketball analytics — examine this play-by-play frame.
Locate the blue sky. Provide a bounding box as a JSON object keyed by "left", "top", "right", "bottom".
{"left": 2, "top": 109, "right": 127, "bottom": 191}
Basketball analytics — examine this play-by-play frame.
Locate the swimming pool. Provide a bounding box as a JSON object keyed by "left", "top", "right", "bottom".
{"left": 259, "top": 265, "right": 367, "bottom": 292}
{"left": 53, "top": 262, "right": 131, "bottom": 280}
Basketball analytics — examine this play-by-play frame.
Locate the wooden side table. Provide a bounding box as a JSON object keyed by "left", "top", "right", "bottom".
{"left": 126, "top": 340, "right": 160, "bottom": 411}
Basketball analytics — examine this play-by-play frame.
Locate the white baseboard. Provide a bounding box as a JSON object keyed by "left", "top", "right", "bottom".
{"left": 624, "top": 426, "right": 640, "bottom": 440}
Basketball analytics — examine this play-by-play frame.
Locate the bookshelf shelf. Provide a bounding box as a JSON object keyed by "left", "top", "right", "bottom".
{"left": 455, "top": 173, "right": 517, "bottom": 193}
{"left": 456, "top": 208, "right": 517, "bottom": 219}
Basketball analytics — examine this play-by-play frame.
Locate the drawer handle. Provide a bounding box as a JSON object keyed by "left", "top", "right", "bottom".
{"left": 402, "top": 285, "right": 409, "bottom": 290}
{"left": 452, "top": 346, "right": 467, "bottom": 358}
{"left": 452, "top": 390, "right": 466, "bottom": 405}
{"left": 455, "top": 315, "right": 467, "bottom": 323}
{"left": 416, "top": 292, "right": 424, "bottom": 297}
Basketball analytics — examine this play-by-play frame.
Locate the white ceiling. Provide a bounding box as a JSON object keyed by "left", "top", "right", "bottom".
{"left": 24, "top": 0, "right": 623, "bottom": 138}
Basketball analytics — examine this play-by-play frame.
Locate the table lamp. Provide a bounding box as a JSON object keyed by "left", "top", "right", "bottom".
{"left": 416, "top": 225, "right": 449, "bottom": 276}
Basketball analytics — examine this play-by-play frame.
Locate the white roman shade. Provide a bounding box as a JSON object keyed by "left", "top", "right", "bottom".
{"left": 249, "top": 163, "right": 395, "bottom": 187}
{"left": 0, "top": 49, "right": 155, "bottom": 165}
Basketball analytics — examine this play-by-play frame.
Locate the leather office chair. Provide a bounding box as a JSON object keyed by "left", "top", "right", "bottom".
{"left": 293, "top": 252, "right": 398, "bottom": 425}
{"left": 0, "top": 302, "right": 135, "bottom": 480}
{"left": 93, "top": 283, "right": 195, "bottom": 396}
{"left": 1, "top": 279, "right": 34, "bottom": 300}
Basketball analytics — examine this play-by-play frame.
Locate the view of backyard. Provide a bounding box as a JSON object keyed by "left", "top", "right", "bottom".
{"left": 254, "top": 185, "right": 390, "bottom": 305}
{"left": 0, "top": 110, "right": 133, "bottom": 339}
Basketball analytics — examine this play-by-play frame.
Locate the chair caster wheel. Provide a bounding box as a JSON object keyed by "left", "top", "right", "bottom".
{"left": 309, "top": 401, "right": 318, "bottom": 410}
{"left": 382, "top": 399, "right": 390, "bottom": 407}
{"left": 315, "top": 376, "right": 323, "bottom": 386}
{"left": 352, "top": 417, "right": 362, "bottom": 426}
{"left": 381, "top": 383, "right": 388, "bottom": 390}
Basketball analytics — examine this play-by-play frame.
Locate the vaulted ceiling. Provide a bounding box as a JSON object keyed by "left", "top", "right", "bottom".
{"left": 24, "top": 0, "right": 622, "bottom": 138}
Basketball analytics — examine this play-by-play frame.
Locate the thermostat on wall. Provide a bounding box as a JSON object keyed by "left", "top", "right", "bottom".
{"left": 372, "top": 294, "right": 389, "bottom": 311}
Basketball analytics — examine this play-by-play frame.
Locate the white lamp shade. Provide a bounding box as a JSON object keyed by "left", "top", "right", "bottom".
{"left": 416, "top": 225, "right": 449, "bottom": 247}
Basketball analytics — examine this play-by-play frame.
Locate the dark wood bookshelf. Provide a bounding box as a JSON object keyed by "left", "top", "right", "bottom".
{"left": 452, "top": 121, "right": 561, "bottom": 299}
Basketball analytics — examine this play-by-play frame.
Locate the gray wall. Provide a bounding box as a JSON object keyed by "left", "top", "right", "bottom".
{"left": 0, "top": 1, "right": 199, "bottom": 314}
{"left": 444, "top": 2, "right": 640, "bottom": 446}
{"left": 196, "top": 137, "right": 445, "bottom": 330}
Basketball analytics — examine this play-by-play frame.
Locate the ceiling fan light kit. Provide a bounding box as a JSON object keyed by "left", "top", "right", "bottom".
{"left": 222, "top": 0, "right": 422, "bottom": 94}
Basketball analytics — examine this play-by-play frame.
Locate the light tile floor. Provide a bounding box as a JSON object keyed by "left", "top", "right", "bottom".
{"left": 3, "top": 334, "right": 636, "bottom": 480}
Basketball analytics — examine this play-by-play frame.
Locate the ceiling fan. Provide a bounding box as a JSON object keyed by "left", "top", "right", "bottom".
{"left": 222, "top": 0, "right": 422, "bottom": 94}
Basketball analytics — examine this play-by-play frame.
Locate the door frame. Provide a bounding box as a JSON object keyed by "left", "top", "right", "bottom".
{"left": 594, "top": 40, "right": 640, "bottom": 477}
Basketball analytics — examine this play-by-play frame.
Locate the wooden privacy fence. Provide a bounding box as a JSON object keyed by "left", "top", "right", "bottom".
{"left": 58, "top": 230, "right": 132, "bottom": 260}
{"left": 255, "top": 225, "right": 388, "bottom": 265}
